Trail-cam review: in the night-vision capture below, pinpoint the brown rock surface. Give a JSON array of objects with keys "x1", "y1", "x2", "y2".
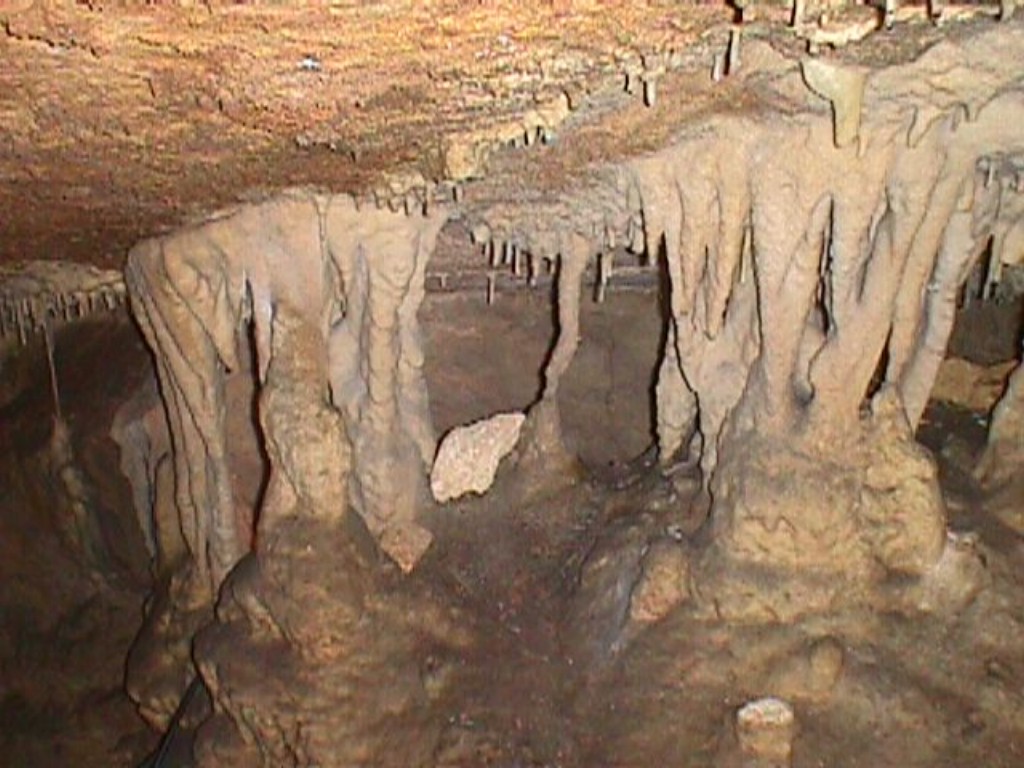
[
  {"x1": 3, "y1": 4, "x2": 1024, "y2": 767},
  {"x1": 0, "y1": 1, "x2": 726, "y2": 266}
]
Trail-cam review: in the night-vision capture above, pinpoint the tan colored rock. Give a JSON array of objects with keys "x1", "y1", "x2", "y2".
[
  {"x1": 978, "y1": 357, "x2": 1024, "y2": 489},
  {"x1": 808, "y1": 637, "x2": 845, "y2": 691},
  {"x1": 769, "y1": 636, "x2": 845, "y2": 702},
  {"x1": 736, "y1": 697, "x2": 796, "y2": 766},
  {"x1": 906, "y1": 530, "x2": 990, "y2": 614},
  {"x1": 379, "y1": 522, "x2": 435, "y2": 574},
  {"x1": 430, "y1": 412, "x2": 526, "y2": 503},
  {"x1": 800, "y1": 58, "x2": 868, "y2": 149},
  {"x1": 858, "y1": 392, "x2": 947, "y2": 576},
  {"x1": 628, "y1": 540, "x2": 691, "y2": 624}
]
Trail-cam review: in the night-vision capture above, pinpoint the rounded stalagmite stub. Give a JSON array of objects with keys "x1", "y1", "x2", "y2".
[
  {"x1": 735, "y1": 696, "x2": 796, "y2": 766},
  {"x1": 808, "y1": 636, "x2": 845, "y2": 692}
]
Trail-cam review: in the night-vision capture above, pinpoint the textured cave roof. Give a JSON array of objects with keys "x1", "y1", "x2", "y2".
[
  {"x1": 0, "y1": 1, "x2": 734, "y2": 267},
  {"x1": 0, "y1": 1, "x2": 1004, "y2": 269}
]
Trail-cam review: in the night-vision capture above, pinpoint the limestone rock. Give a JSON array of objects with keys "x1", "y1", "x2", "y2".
[
  {"x1": 735, "y1": 697, "x2": 796, "y2": 766},
  {"x1": 379, "y1": 521, "x2": 435, "y2": 574},
  {"x1": 430, "y1": 412, "x2": 526, "y2": 503},
  {"x1": 978, "y1": 357, "x2": 1024, "y2": 489},
  {"x1": 628, "y1": 539, "x2": 691, "y2": 624},
  {"x1": 905, "y1": 530, "x2": 990, "y2": 615},
  {"x1": 858, "y1": 392, "x2": 947, "y2": 576},
  {"x1": 800, "y1": 58, "x2": 867, "y2": 149},
  {"x1": 768, "y1": 636, "x2": 845, "y2": 702}
]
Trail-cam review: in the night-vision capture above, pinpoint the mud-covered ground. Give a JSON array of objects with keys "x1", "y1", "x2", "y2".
[{"x1": 0, "y1": 285, "x2": 1020, "y2": 767}]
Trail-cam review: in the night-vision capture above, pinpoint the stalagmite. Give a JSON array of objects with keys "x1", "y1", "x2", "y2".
[
  {"x1": 735, "y1": 698, "x2": 796, "y2": 766},
  {"x1": 514, "y1": 235, "x2": 590, "y2": 477}
]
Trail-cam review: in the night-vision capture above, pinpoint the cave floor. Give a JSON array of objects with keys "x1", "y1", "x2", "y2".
[{"x1": 1, "y1": 292, "x2": 1023, "y2": 767}]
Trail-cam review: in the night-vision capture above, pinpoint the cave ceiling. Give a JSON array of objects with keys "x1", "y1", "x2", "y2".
[
  {"x1": 0, "y1": 1, "x2": 726, "y2": 267},
  {"x1": 1, "y1": 1, "x2": 996, "y2": 271}
]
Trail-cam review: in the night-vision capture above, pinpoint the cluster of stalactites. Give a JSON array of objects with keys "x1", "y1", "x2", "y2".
[
  {"x1": 0, "y1": 263, "x2": 126, "y2": 344},
  {"x1": 125, "y1": 190, "x2": 448, "y2": 595},
  {"x1": 606, "y1": 29, "x2": 1024, "y2": 481},
  {"x1": 973, "y1": 153, "x2": 1024, "y2": 298}
]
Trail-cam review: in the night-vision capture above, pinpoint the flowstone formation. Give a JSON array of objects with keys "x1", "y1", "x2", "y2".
[
  {"x1": 123, "y1": 190, "x2": 448, "y2": 725},
  {"x1": 127, "y1": 190, "x2": 446, "y2": 589},
  {"x1": 191, "y1": 306, "x2": 471, "y2": 767},
  {"x1": 474, "y1": 25, "x2": 1024, "y2": 621}
]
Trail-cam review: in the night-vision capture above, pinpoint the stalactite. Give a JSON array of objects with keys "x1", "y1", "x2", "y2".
[
  {"x1": 727, "y1": 27, "x2": 741, "y2": 76},
  {"x1": 542, "y1": 237, "x2": 589, "y2": 401},
  {"x1": 800, "y1": 59, "x2": 867, "y2": 150},
  {"x1": 42, "y1": 318, "x2": 63, "y2": 425},
  {"x1": 126, "y1": 190, "x2": 448, "y2": 594},
  {"x1": 512, "y1": 234, "x2": 591, "y2": 480}
]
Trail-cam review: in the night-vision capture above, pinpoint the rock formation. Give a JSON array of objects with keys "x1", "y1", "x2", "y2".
[
  {"x1": 123, "y1": 191, "x2": 449, "y2": 725},
  {"x1": 191, "y1": 305, "x2": 471, "y2": 766},
  {"x1": 430, "y1": 411, "x2": 526, "y2": 502},
  {"x1": 126, "y1": 191, "x2": 447, "y2": 596},
  {"x1": 472, "y1": 27, "x2": 1024, "y2": 620},
  {"x1": 112, "y1": 17, "x2": 1024, "y2": 767}
]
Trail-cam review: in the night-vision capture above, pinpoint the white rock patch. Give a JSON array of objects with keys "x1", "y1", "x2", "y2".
[{"x1": 431, "y1": 412, "x2": 525, "y2": 503}]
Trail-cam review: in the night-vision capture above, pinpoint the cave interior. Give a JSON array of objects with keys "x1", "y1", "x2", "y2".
[{"x1": 1, "y1": 2, "x2": 1024, "y2": 766}]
